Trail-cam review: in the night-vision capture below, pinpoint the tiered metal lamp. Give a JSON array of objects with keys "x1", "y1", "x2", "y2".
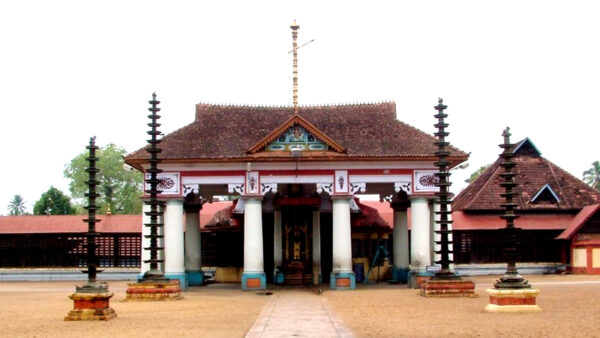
[
  {"x1": 65, "y1": 137, "x2": 116, "y2": 320},
  {"x1": 420, "y1": 98, "x2": 476, "y2": 297},
  {"x1": 485, "y1": 128, "x2": 541, "y2": 312},
  {"x1": 125, "y1": 93, "x2": 182, "y2": 300}
]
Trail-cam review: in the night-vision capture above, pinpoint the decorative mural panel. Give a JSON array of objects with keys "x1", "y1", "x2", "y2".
[
  {"x1": 145, "y1": 172, "x2": 180, "y2": 195},
  {"x1": 334, "y1": 170, "x2": 349, "y2": 194},
  {"x1": 267, "y1": 124, "x2": 328, "y2": 151},
  {"x1": 414, "y1": 170, "x2": 440, "y2": 192},
  {"x1": 246, "y1": 171, "x2": 260, "y2": 194}
]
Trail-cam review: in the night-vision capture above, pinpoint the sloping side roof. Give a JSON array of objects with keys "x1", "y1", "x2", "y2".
[
  {"x1": 352, "y1": 200, "x2": 391, "y2": 231},
  {"x1": 0, "y1": 215, "x2": 141, "y2": 234},
  {"x1": 452, "y1": 211, "x2": 573, "y2": 230},
  {"x1": 557, "y1": 204, "x2": 600, "y2": 239},
  {"x1": 125, "y1": 102, "x2": 468, "y2": 165},
  {"x1": 453, "y1": 150, "x2": 600, "y2": 212}
]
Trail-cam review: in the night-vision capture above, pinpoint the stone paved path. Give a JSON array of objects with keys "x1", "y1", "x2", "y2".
[{"x1": 246, "y1": 290, "x2": 354, "y2": 338}]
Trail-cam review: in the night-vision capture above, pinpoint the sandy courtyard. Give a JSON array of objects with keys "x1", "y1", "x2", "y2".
[
  {"x1": 0, "y1": 281, "x2": 269, "y2": 338},
  {"x1": 325, "y1": 275, "x2": 600, "y2": 337},
  {"x1": 0, "y1": 275, "x2": 599, "y2": 337}
]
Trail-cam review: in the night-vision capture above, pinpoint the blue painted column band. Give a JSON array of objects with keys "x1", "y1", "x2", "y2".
[
  {"x1": 186, "y1": 270, "x2": 204, "y2": 286},
  {"x1": 392, "y1": 267, "x2": 409, "y2": 284},
  {"x1": 165, "y1": 273, "x2": 188, "y2": 290}
]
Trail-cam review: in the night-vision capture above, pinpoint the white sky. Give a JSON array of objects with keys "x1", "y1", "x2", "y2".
[{"x1": 1, "y1": 1, "x2": 599, "y2": 214}]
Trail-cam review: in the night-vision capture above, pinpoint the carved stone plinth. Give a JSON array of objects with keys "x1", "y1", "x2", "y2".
[
  {"x1": 125, "y1": 280, "x2": 182, "y2": 301},
  {"x1": 64, "y1": 292, "x2": 116, "y2": 321},
  {"x1": 485, "y1": 288, "x2": 541, "y2": 313},
  {"x1": 420, "y1": 279, "x2": 478, "y2": 297}
]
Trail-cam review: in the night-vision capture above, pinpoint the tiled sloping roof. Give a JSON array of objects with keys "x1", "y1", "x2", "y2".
[
  {"x1": 352, "y1": 200, "x2": 391, "y2": 231},
  {"x1": 557, "y1": 204, "x2": 600, "y2": 239},
  {"x1": 452, "y1": 211, "x2": 573, "y2": 230},
  {"x1": 125, "y1": 102, "x2": 468, "y2": 164},
  {"x1": 199, "y1": 201, "x2": 234, "y2": 228},
  {"x1": 0, "y1": 215, "x2": 141, "y2": 234},
  {"x1": 453, "y1": 150, "x2": 600, "y2": 211}
]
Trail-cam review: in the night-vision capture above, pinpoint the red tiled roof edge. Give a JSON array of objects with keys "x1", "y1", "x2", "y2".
[
  {"x1": 0, "y1": 215, "x2": 141, "y2": 234},
  {"x1": 556, "y1": 204, "x2": 600, "y2": 239}
]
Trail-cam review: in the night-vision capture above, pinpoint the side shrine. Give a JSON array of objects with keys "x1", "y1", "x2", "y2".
[{"x1": 124, "y1": 102, "x2": 469, "y2": 290}]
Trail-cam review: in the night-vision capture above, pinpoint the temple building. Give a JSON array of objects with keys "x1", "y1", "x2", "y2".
[
  {"x1": 124, "y1": 102, "x2": 468, "y2": 290},
  {"x1": 557, "y1": 204, "x2": 600, "y2": 274},
  {"x1": 452, "y1": 137, "x2": 600, "y2": 272}
]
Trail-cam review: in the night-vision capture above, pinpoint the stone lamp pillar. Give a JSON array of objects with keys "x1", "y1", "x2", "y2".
[
  {"x1": 125, "y1": 93, "x2": 182, "y2": 301},
  {"x1": 485, "y1": 127, "x2": 540, "y2": 312},
  {"x1": 420, "y1": 98, "x2": 476, "y2": 297},
  {"x1": 65, "y1": 137, "x2": 116, "y2": 321}
]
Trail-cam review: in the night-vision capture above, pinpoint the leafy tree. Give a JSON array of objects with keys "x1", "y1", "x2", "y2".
[
  {"x1": 8, "y1": 194, "x2": 27, "y2": 215},
  {"x1": 464, "y1": 164, "x2": 491, "y2": 184},
  {"x1": 583, "y1": 161, "x2": 600, "y2": 191},
  {"x1": 64, "y1": 143, "x2": 143, "y2": 214},
  {"x1": 33, "y1": 187, "x2": 75, "y2": 215}
]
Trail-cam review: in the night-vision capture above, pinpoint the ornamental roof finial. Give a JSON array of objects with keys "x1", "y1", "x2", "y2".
[{"x1": 502, "y1": 126, "x2": 511, "y2": 142}]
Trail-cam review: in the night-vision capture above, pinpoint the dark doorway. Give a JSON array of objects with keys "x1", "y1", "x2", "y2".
[
  {"x1": 281, "y1": 206, "x2": 313, "y2": 285},
  {"x1": 263, "y1": 213, "x2": 274, "y2": 283},
  {"x1": 320, "y1": 213, "x2": 332, "y2": 286}
]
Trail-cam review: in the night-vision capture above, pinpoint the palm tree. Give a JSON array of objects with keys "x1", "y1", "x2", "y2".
[
  {"x1": 583, "y1": 161, "x2": 600, "y2": 191},
  {"x1": 8, "y1": 195, "x2": 26, "y2": 215}
]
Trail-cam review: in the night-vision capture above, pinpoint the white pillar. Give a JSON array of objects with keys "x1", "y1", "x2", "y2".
[
  {"x1": 312, "y1": 210, "x2": 321, "y2": 285},
  {"x1": 273, "y1": 210, "x2": 282, "y2": 277},
  {"x1": 410, "y1": 197, "x2": 431, "y2": 271},
  {"x1": 242, "y1": 196, "x2": 266, "y2": 290},
  {"x1": 392, "y1": 208, "x2": 409, "y2": 281},
  {"x1": 184, "y1": 207, "x2": 203, "y2": 285},
  {"x1": 331, "y1": 196, "x2": 355, "y2": 289},
  {"x1": 164, "y1": 199, "x2": 186, "y2": 287},
  {"x1": 140, "y1": 203, "x2": 151, "y2": 275}
]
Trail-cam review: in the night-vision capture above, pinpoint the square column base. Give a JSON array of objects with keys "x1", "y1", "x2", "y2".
[
  {"x1": 330, "y1": 271, "x2": 356, "y2": 290},
  {"x1": 420, "y1": 279, "x2": 478, "y2": 297},
  {"x1": 186, "y1": 270, "x2": 204, "y2": 286},
  {"x1": 313, "y1": 273, "x2": 322, "y2": 286},
  {"x1": 408, "y1": 270, "x2": 434, "y2": 289},
  {"x1": 485, "y1": 288, "x2": 541, "y2": 313},
  {"x1": 391, "y1": 267, "x2": 409, "y2": 284},
  {"x1": 274, "y1": 271, "x2": 285, "y2": 285},
  {"x1": 242, "y1": 272, "x2": 266, "y2": 291},
  {"x1": 125, "y1": 280, "x2": 182, "y2": 301},
  {"x1": 64, "y1": 292, "x2": 116, "y2": 321}
]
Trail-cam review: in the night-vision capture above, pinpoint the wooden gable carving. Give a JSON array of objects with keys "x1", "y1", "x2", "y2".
[{"x1": 247, "y1": 114, "x2": 346, "y2": 154}]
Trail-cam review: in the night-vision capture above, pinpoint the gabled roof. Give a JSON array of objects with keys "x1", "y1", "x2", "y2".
[
  {"x1": 557, "y1": 204, "x2": 600, "y2": 239},
  {"x1": 512, "y1": 137, "x2": 541, "y2": 156},
  {"x1": 0, "y1": 215, "x2": 141, "y2": 234},
  {"x1": 453, "y1": 139, "x2": 600, "y2": 211},
  {"x1": 247, "y1": 114, "x2": 346, "y2": 154},
  {"x1": 125, "y1": 102, "x2": 468, "y2": 168}
]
